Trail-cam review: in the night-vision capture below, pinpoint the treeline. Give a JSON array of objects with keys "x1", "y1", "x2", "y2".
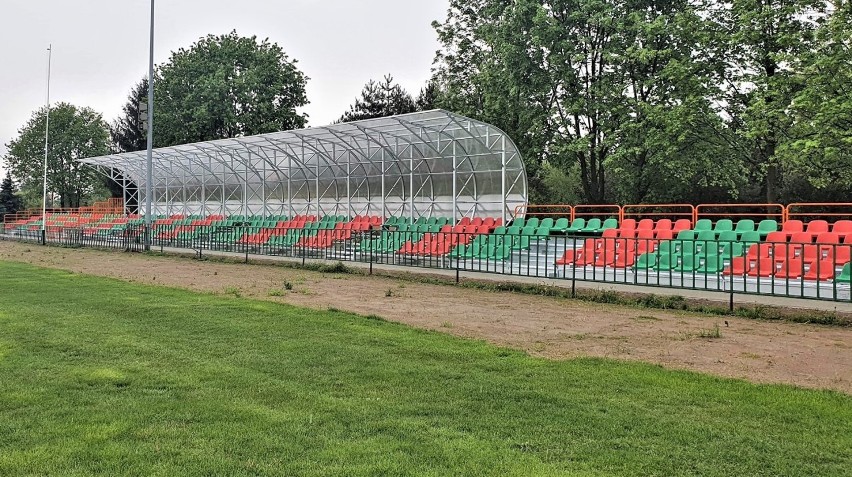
[
  {"x1": 3, "y1": 2, "x2": 851, "y2": 214},
  {"x1": 424, "y1": 0, "x2": 852, "y2": 205}
]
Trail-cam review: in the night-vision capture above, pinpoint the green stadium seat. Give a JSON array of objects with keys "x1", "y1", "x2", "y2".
[
  {"x1": 580, "y1": 218, "x2": 602, "y2": 233},
  {"x1": 713, "y1": 219, "x2": 733, "y2": 235},
  {"x1": 552, "y1": 217, "x2": 571, "y2": 233},
  {"x1": 695, "y1": 230, "x2": 716, "y2": 241},
  {"x1": 634, "y1": 252, "x2": 658, "y2": 269},
  {"x1": 697, "y1": 255, "x2": 726, "y2": 274},
  {"x1": 653, "y1": 253, "x2": 680, "y2": 271},
  {"x1": 717, "y1": 230, "x2": 738, "y2": 243},
  {"x1": 676, "y1": 230, "x2": 695, "y2": 241},
  {"x1": 757, "y1": 219, "x2": 778, "y2": 237},
  {"x1": 672, "y1": 254, "x2": 697, "y2": 272},
  {"x1": 526, "y1": 217, "x2": 540, "y2": 229},
  {"x1": 694, "y1": 219, "x2": 712, "y2": 232},
  {"x1": 835, "y1": 263, "x2": 852, "y2": 283},
  {"x1": 601, "y1": 218, "x2": 619, "y2": 230},
  {"x1": 734, "y1": 219, "x2": 755, "y2": 236},
  {"x1": 565, "y1": 218, "x2": 585, "y2": 233},
  {"x1": 739, "y1": 231, "x2": 761, "y2": 246}
]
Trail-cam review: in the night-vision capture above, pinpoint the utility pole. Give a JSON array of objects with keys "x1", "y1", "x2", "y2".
[
  {"x1": 144, "y1": 0, "x2": 155, "y2": 250},
  {"x1": 41, "y1": 44, "x2": 52, "y2": 246}
]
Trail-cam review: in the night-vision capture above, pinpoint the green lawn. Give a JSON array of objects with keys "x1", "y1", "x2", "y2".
[{"x1": 0, "y1": 261, "x2": 849, "y2": 476}]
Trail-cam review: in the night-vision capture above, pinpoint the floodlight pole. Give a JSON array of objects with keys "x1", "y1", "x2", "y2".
[
  {"x1": 41, "y1": 44, "x2": 52, "y2": 246},
  {"x1": 144, "y1": 0, "x2": 155, "y2": 251}
]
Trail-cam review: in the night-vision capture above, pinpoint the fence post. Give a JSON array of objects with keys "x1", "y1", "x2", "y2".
[
  {"x1": 369, "y1": 229, "x2": 373, "y2": 276},
  {"x1": 571, "y1": 236, "x2": 577, "y2": 298},
  {"x1": 456, "y1": 254, "x2": 460, "y2": 284}
]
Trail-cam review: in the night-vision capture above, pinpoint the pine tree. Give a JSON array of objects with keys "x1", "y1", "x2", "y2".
[
  {"x1": 339, "y1": 74, "x2": 417, "y2": 122},
  {"x1": 0, "y1": 173, "x2": 23, "y2": 217},
  {"x1": 111, "y1": 78, "x2": 148, "y2": 153}
]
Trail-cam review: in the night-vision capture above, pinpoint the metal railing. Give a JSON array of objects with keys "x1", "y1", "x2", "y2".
[{"x1": 4, "y1": 223, "x2": 851, "y2": 303}]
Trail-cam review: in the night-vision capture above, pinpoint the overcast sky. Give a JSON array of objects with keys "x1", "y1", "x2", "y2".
[{"x1": 0, "y1": 0, "x2": 449, "y2": 177}]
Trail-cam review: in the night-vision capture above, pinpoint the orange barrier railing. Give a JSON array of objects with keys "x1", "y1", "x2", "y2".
[
  {"x1": 572, "y1": 204, "x2": 623, "y2": 222},
  {"x1": 2, "y1": 198, "x2": 125, "y2": 223},
  {"x1": 622, "y1": 204, "x2": 694, "y2": 226},
  {"x1": 695, "y1": 203, "x2": 785, "y2": 223},
  {"x1": 786, "y1": 203, "x2": 852, "y2": 223},
  {"x1": 513, "y1": 204, "x2": 573, "y2": 220}
]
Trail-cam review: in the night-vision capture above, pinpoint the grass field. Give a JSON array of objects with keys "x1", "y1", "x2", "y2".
[{"x1": 0, "y1": 261, "x2": 850, "y2": 476}]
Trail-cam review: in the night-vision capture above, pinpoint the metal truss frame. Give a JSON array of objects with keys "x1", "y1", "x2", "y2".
[{"x1": 79, "y1": 110, "x2": 528, "y2": 221}]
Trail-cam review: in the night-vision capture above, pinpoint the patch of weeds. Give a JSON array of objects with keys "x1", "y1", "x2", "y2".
[
  {"x1": 267, "y1": 289, "x2": 284, "y2": 297},
  {"x1": 636, "y1": 294, "x2": 687, "y2": 310},
  {"x1": 532, "y1": 342, "x2": 546, "y2": 352},
  {"x1": 440, "y1": 321, "x2": 453, "y2": 329},
  {"x1": 363, "y1": 314, "x2": 387, "y2": 322},
  {"x1": 327, "y1": 307, "x2": 341, "y2": 313},
  {"x1": 579, "y1": 289, "x2": 620, "y2": 304},
  {"x1": 284, "y1": 281, "x2": 293, "y2": 291},
  {"x1": 633, "y1": 315, "x2": 661, "y2": 322},
  {"x1": 797, "y1": 312, "x2": 839, "y2": 326},
  {"x1": 315, "y1": 262, "x2": 350, "y2": 274},
  {"x1": 698, "y1": 323, "x2": 722, "y2": 339},
  {"x1": 385, "y1": 288, "x2": 394, "y2": 297},
  {"x1": 223, "y1": 286, "x2": 241, "y2": 298},
  {"x1": 736, "y1": 305, "x2": 772, "y2": 320}
]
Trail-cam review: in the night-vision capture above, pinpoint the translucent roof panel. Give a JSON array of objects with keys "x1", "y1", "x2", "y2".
[{"x1": 80, "y1": 109, "x2": 527, "y2": 220}]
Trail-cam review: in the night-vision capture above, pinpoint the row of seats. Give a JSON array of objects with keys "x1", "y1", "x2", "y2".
[{"x1": 555, "y1": 232, "x2": 852, "y2": 282}]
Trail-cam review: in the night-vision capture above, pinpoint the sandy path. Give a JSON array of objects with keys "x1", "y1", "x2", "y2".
[{"x1": 1, "y1": 240, "x2": 850, "y2": 394}]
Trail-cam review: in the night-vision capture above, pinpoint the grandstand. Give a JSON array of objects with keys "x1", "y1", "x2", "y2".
[{"x1": 2, "y1": 111, "x2": 852, "y2": 302}]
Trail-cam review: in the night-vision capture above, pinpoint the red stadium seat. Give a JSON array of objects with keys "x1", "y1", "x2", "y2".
[
  {"x1": 805, "y1": 220, "x2": 829, "y2": 238},
  {"x1": 637, "y1": 219, "x2": 654, "y2": 230},
  {"x1": 774, "y1": 257, "x2": 804, "y2": 279},
  {"x1": 814, "y1": 232, "x2": 840, "y2": 245},
  {"x1": 781, "y1": 220, "x2": 804, "y2": 237},
  {"x1": 831, "y1": 220, "x2": 852, "y2": 238},
  {"x1": 653, "y1": 219, "x2": 672, "y2": 232},
  {"x1": 672, "y1": 219, "x2": 691, "y2": 234},
  {"x1": 804, "y1": 258, "x2": 836, "y2": 281},
  {"x1": 765, "y1": 231, "x2": 787, "y2": 243}
]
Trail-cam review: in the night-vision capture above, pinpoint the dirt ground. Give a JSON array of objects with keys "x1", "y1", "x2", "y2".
[{"x1": 2, "y1": 240, "x2": 850, "y2": 394}]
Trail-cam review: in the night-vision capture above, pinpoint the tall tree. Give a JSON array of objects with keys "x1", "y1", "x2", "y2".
[
  {"x1": 415, "y1": 80, "x2": 440, "y2": 111},
  {"x1": 155, "y1": 31, "x2": 309, "y2": 147},
  {"x1": 432, "y1": 0, "x2": 552, "y2": 202},
  {"x1": 433, "y1": 0, "x2": 733, "y2": 204},
  {"x1": 4, "y1": 103, "x2": 111, "y2": 208},
  {"x1": 108, "y1": 78, "x2": 148, "y2": 208},
  {"x1": 111, "y1": 78, "x2": 148, "y2": 153},
  {"x1": 718, "y1": 0, "x2": 825, "y2": 202},
  {"x1": 339, "y1": 75, "x2": 417, "y2": 123},
  {"x1": 0, "y1": 173, "x2": 23, "y2": 216},
  {"x1": 606, "y1": 0, "x2": 746, "y2": 203},
  {"x1": 781, "y1": 0, "x2": 852, "y2": 189}
]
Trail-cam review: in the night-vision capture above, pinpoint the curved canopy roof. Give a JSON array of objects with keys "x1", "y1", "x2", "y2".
[{"x1": 80, "y1": 109, "x2": 527, "y2": 220}]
